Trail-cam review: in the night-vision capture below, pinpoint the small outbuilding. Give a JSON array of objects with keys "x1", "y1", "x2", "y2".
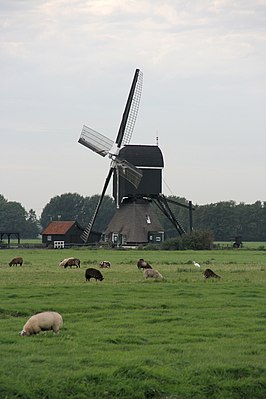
[{"x1": 42, "y1": 221, "x2": 101, "y2": 248}]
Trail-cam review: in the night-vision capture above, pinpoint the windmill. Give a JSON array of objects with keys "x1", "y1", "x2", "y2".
[
  {"x1": 78, "y1": 69, "x2": 144, "y2": 242},
  {"x1": 78, "y1": 69, "x2": 194, "y2": 245}
]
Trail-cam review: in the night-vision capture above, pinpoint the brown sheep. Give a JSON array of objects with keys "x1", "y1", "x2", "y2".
[
  {"x1": 144, "y1": 269, "x2": 163, "y2": 279},
  {"x1": 9, "y1": 257, "x2": 23, "y2": 267},
  {"x1": 203, "y1": 268, "x2": 221, "y2": 279},
  {"x1": 137, "y1": 258, "x2": 153, "y2": 270},
  {"x1": 19, "y1": 311, "x2": 63, "y2": 336},
  {"x1": 59, "y1": 258, "x2": 80, "y2": 268},
  {"x1": 64, "y1": 258, "x2": 80, "y2": 268}
]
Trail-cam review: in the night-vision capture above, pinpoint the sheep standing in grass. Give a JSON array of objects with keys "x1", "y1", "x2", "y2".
[
  {"x1": 144, "y1": 269, "x2": 163, "y2": 279},
  {"x1": 59, "y1": 257, "x2": 80, "y2": 268},
  {"x1": 137, "y1": 258, "x2": 153, "y2": 270},
  {"x1": 203, "y1": 268, "x2": 221, "y2": 279},
  {"x1": 85, "y1": 268, "x2": 104, "y2": 282},
  {"x1": 99, "y1": 261, "x2": 111, "y2": 268},
  {"x1": 9, "y1": 257, "x2": 23, "y2": 267},
  {"x1": 19, "y1": 311, "x2": 63, "y2": 336}
]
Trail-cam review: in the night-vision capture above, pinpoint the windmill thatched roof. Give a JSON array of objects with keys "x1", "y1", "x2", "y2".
[{"x1": 104, "y1": 199, "x2": 164, "y2": 244}]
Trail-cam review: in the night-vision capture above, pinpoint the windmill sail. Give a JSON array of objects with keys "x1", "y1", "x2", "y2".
[
  {"x1": 78, "y1": 126, "x2": 114, "y2": 157},
  {"x1": 79, "y1": 68, "x2": 143, "y2": 243},
  {"x1": 116, "y1": 69, "x2": 143, "y2": 148},
  {"x1": 116, "y1": 158, "x2": 143, "y2": 189}
]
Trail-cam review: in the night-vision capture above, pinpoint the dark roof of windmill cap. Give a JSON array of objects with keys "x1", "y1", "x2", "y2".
[{"x1": 119, "y1": 145, "x2": 164, "y2": 167}]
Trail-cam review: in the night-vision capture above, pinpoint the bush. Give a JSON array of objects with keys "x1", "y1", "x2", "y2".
[{"x1": 161, "y1": 229, "x2": 214, "y2": 250}]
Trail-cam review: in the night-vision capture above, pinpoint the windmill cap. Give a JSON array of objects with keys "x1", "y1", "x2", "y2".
[{"x1": 118, "y1": 145, "x2": 164, "y2": 168}]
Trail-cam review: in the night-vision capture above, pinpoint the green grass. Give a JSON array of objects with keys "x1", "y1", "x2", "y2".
[{"x1": 0, "y1": 249, "x2": 266, "y2": 398}]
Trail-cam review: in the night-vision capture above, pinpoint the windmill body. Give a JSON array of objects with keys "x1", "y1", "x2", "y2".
[{"x1": 105, "y1": 144, "x2": 165, "y2": 246}]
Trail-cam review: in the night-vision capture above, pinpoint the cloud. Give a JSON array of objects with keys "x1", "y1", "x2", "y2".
[{"x1": 0, "y1": 0, "x2": 265, "y2": 212}]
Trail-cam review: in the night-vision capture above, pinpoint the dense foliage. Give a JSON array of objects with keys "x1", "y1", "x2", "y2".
[
  {"x1": 1, "y1": 192, "x2": 266, "y2": 241},
  {"x1": 0, "y1": 195, "x2": 39, "y2": 239},
  {"x1": 160, "y1": 229, "x2": 214, "y2": 250},
  {"x1": 193, "y1": 200, "x2": 266, "y2": 241}
]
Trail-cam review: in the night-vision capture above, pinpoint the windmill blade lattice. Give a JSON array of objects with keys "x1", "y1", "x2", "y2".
[
  {"x1": 78, "y1": 125, "x2": 114, "y2": 157},
  {"x1": 116, "y1": 69, "x2": 143, "y2": 148}
]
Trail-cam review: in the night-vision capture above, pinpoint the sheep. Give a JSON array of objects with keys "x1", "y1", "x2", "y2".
[
  {"x1": 137, "y1": 258, "x2": 153, "y2": 270},
  {"x1": 99, "y1": 261, "x2": 111, "y2": 268},
  {"x1": 144, "y1": 269, "x2": 163, "y2": 279},
  {"x1": 19, "y1": 311, "x2": 63, "y2": 336},
  {"x1": 59, "y1": 258, "x2": 70, "y2": 267},
  {"x1": 203, "y1": 268, "x2": 221, "y2": 279},
  {"x1": 85, "y1": 268, "x2": 104, "y2": 282},
  {"x1": 59, "y1": 257, "x2": 80, "y2": 268},
  {"x1": 64, "y1": 258, "x2": 80, "y2": 268},
  {"x1": 9, "y1": 257, "x2": 23, "y2": 267}
]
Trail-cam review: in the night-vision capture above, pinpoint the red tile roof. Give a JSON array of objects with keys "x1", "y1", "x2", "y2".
[{"x1": 42, "y1": 221, "x2": 76, "y2": 235}]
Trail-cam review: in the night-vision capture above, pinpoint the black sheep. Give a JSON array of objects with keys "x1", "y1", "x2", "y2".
[
  {"x1": 85, "y1": 268, "x2": 104, "y2": 282},
  {"x1": 203, "y1": 268, "x2": 221, "y2": 279}
]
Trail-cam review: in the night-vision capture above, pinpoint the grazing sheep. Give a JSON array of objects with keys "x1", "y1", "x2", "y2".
[
  {"x1": 203, "y1": 268, "x2": 221, "y2": 279},
  {"x1": 144, "y1": 269, "x2": 163, "y2": 279},
  {"x1": 19, "y1": 311, "x2": 63, "y2": 336},
  {"x1": 59, "y1": 257, "x2": 80, "y2": 268},
  {"x1": 59, "y1": 258, "x2": 70, "y2": 267},
  {"x1": 99, "y1": 261, "x2": 111, "y2": 268},
  {"x1": 137, "y1": 258, "x2": 153, "y2": 270},
  {"x1": 85, "y1": 268, "x2": 104, "y2": 282},
  {"x1": 64, "y1": 258, "x2": 80, "y2": 268},
  {"x1": 9, "y1": 257, "x2": 23, "y2": 267}
]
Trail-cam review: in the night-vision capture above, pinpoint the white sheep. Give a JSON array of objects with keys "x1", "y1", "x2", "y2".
[
  {"x1": 144, "y1": 269, "x2": 163, "y2": 279},
  {"x1": 99, "y1": 261, "x2": 111, "y2": 268},
  {"x1": 19, "y1": 311, "x2": 63, "y2": 336}
]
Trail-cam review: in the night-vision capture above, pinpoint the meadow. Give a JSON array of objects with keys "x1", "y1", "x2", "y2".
[{"x1": 0, "y1": 248, "x2": 265, "y2": 399}]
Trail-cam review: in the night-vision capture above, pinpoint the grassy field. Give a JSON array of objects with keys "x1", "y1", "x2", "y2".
[{"x1": 0, "y1": 248, "x2": 266, "y2": 399}]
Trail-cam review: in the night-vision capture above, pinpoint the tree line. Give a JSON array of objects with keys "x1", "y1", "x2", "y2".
[{"x1": 0, "y1": 193, "x2": 265, "y2": 241}]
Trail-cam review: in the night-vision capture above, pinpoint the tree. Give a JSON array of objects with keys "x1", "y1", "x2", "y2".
[
  {"x1": 0, "y1": 195, "x2": 39, "y2": 238},
  {"x1": 40, "y1": 193, "x2": 85, "y2": 228},
  {"x1": 25, "y1": 209, "x2": 40, "y2": 238}
]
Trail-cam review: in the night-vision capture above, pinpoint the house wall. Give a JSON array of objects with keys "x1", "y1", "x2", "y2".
[{"x1": 42, "y1": 225, "x2": 101, "y2": 246}]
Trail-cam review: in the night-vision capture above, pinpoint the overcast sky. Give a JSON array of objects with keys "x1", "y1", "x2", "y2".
[{"x1": 1, "y1": 0, "x2": 265, "y2": 216}]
